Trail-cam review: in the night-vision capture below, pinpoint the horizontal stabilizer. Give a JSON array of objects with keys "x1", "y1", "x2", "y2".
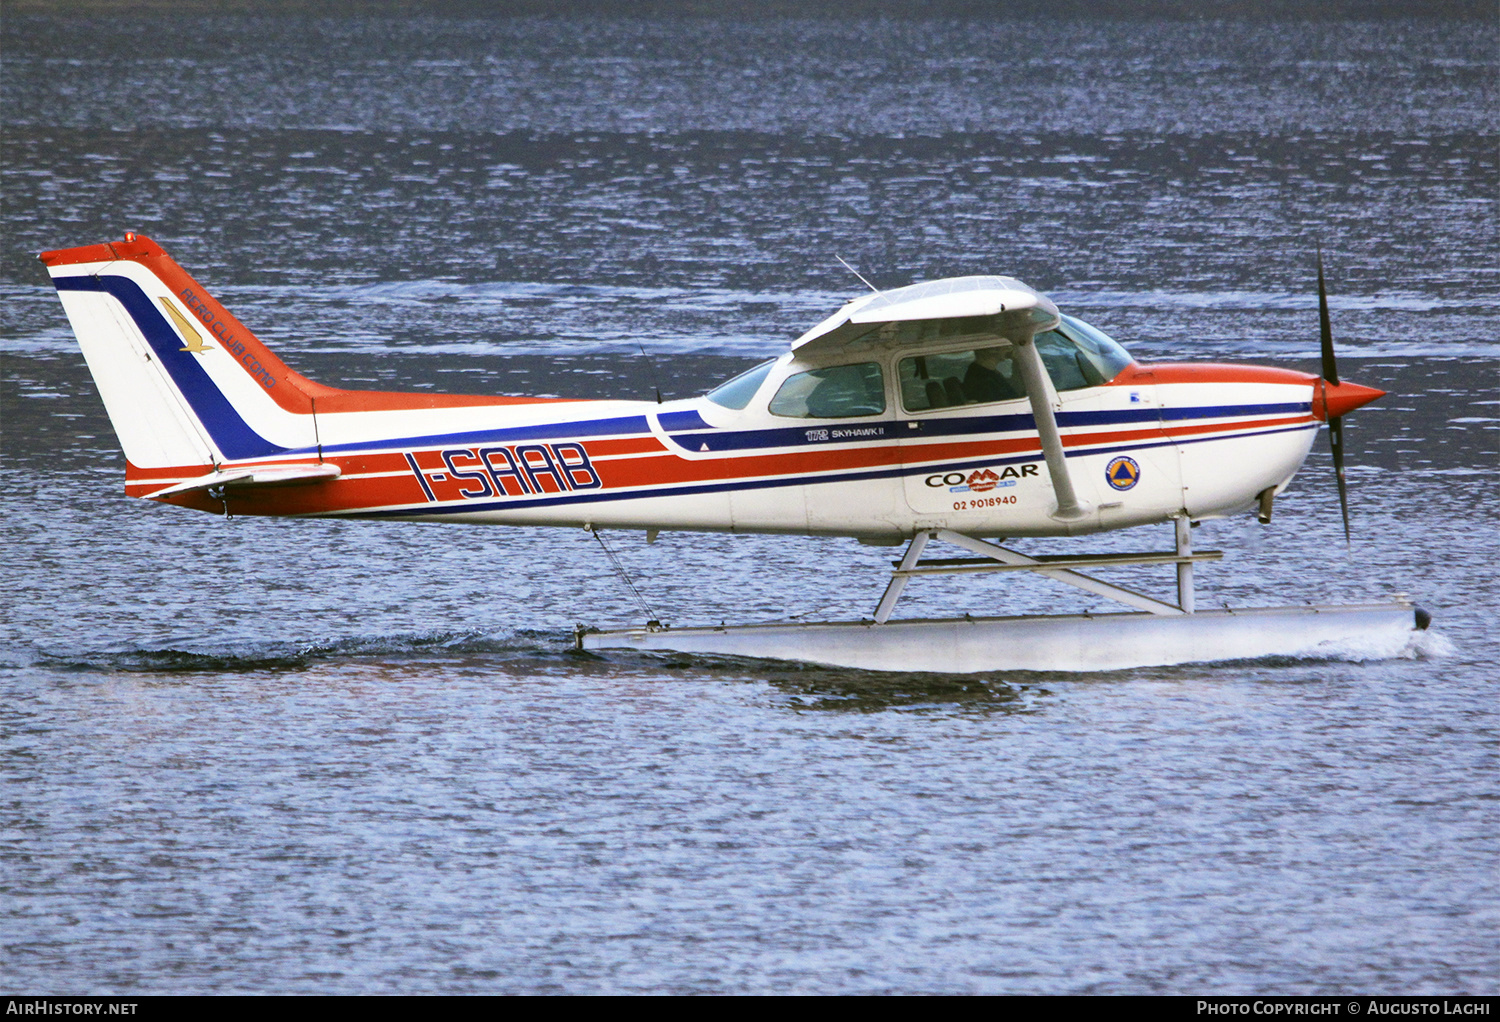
[{"x1": 147, "y1": 462, "x2": 341, "y2": 499}]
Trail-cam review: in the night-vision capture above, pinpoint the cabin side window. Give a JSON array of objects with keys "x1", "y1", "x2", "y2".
[
  {"x1": 767, "y1": 362, "x2": 886, "y2": 419},
  {"x1": 898, "y1": 318, "x2": 1134, "y2": 412},
  {"x1": 899, "y1": 346, "x2": 1026, "y2": 411}
]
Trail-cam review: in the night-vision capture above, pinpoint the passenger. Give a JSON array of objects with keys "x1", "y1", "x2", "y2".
[{"x1": 963, "y1": 346, "x2": 1020, "y2": 402}]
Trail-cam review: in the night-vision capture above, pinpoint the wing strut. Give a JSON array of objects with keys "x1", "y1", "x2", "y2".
[{"x1": 1010, "y1": 331, "x2": 1092, "y2": 522}]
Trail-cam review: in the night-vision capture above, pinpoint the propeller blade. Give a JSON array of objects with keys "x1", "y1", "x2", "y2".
[
  {"x1": 1317, "y1": 243, "x2": 1339, "y2": 386},
  {"x1": 1330, "y1": 414, "x2": 1351, "y2": 542},
  {"x1": 1317, "y1": 244, "x2": 1351, "y2": 542}
]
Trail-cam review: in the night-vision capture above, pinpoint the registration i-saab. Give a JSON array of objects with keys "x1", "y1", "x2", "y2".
[{"x1": 39, "y1": 233, "x2": 1427, "y2": 672}]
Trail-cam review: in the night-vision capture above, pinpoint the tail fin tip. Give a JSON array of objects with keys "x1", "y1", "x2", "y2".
[{"x1": 40, "y1": 232, "x2": 167, "y2": 268}]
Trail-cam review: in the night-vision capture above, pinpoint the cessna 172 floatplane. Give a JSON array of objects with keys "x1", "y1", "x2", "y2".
[{"x1": 41, "y1": 234, "x2": 1426, "y2": 672}]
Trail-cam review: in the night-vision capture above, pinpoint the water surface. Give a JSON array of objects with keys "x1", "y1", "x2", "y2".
[{"x1": 1, "y1": 12, "x2": 1495, "y2": 994}]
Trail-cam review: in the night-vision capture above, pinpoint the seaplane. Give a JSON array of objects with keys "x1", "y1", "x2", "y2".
[{"x1": 40, "y1": 233, "x2": 1427, "y2": 672}]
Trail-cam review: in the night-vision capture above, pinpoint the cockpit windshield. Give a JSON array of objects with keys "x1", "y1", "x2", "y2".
[
  {"x1": 704, "y1": 359, "x2": 775, "y2": 409},
  {"x1": 1057, "y1": 314, "x2": 1133, "y2": 381}
]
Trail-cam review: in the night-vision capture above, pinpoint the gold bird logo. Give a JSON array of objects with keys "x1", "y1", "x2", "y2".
[{"x1": 158, "y1": 298, "x2": 213, "y2": 353}]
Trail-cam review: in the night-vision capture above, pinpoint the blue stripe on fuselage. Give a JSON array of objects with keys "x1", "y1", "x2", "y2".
[
  {"x1": 660, "y1": 402, "x2": 1311, "y2": 453},
  {"x1": 346, "y1": 421, "x2": 1319, "y2": 521},
  {"x1": 657, "y1": 409, "x2": 712, "y2": 431},
  {"x1": 319, "y1": 414, "x2": 654, "y2": 456}
]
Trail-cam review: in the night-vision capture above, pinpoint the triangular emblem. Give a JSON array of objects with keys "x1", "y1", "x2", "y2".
[{"x1": 1105, "y1": 456, "x2": 1141, "y2": 490}]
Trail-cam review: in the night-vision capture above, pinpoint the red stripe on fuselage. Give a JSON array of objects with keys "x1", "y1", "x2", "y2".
[
  {"x1": 158, "y1": 472, "x2": 427, "y2": 516},
  {"x1": 1127, "y1": 363, "x2": 1320, "y2": 387},
  {"x1": 125, "y1": 459, "x2": 215, "y2": 481},
  {"x1": 1067, "y1": 413, "x2": 1316, "y2": 452}
]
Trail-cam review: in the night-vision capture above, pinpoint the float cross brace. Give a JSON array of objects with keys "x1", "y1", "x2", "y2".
[{"x1": 872, "y1": 524, "x2": 1214, "y2": 624}]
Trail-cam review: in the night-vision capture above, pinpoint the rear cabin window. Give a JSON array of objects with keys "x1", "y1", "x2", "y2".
[{"x1": 768, "y1": 362, "x2": 886, "y2": 419}]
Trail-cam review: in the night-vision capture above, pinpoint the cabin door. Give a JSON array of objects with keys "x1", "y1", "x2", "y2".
[
  {"x1": 1083, "y1": 368, "x2": 1187, "y2": 528},
  {"x1": 892, "y1": 345, "x2": 1049, "y2": 518}
]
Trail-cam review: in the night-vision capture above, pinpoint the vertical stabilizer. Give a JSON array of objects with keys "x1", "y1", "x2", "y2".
[{"x1": 40, "y1": 234, "x2": 326, "y2": 475}]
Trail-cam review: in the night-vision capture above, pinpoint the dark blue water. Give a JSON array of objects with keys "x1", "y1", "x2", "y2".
[{"x1": 2, "y1": 12, "x2": 1495, "y2": 994}]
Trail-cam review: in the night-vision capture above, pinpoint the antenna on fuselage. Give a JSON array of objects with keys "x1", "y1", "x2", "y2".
[
  {"x1": 636, "y1": 342, "x2": 663, "y2": 404},
  {"x1": 835, "y1": 255, "x2": 880, "y2": 294}
]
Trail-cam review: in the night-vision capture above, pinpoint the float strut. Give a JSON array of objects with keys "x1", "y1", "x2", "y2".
[
  {"x1": 1175, "y1": 516, "x2": 1195, "y2": 614},
  {"x1": 874, "y1": 531, "x2": 931, "y2": 624},
  {"x1": 875, "y1": 528, "x2": 1190, "y2": 623}
]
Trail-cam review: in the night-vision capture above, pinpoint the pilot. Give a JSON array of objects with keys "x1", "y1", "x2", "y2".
[{"x1": 963, "y1": 346, "x2": 1020, "y2": 402}]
